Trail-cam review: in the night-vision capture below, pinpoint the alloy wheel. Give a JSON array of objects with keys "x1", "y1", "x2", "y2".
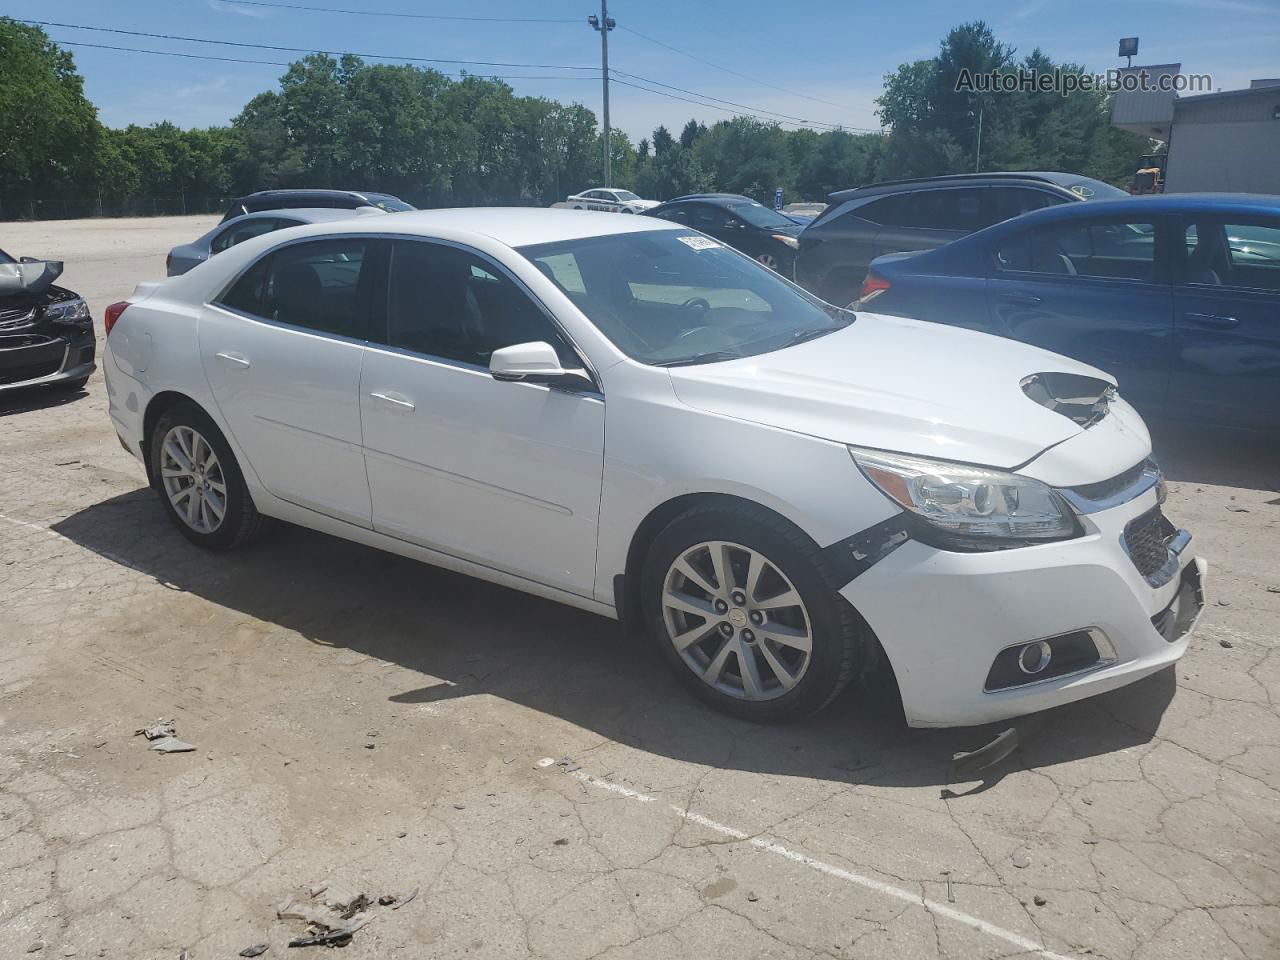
[
  {"x1": 662, "y1": 540, "x2": 813, "y2": 701},
  {"x1": 159, "y1": 424, "x2": 227, "y2": 534},
  {"x1": 757, "y1": 252, "x2": 780, "y2": 271}
]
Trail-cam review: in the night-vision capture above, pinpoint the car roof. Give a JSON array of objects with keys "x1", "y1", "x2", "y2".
[
  {"x1": 988, "y1": 192, "x2": 1280, "y2": 226},
  {"x1": 663, "y1": 193, "x2": 753, "y2": 205},
  {"x1": 224, "y1": 207, "x2": 386, "y2": 225},
  {"x1": 278, "y1": 206, "x2": 683, "y2": 247},
  {"x1": 240, "y1": 188, "x2": 390, "y2": 201},
  {"x1": 827, "y1": 172, "x2": 1086, "y2": 202}
]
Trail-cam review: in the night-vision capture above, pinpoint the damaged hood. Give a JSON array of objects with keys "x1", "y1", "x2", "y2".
[
  {"x1": 668, "y1": 311, "x2": 1134, "y2": 471},
  {"x1": 0, "y1": 259, "x2": 64, "y2": 295}
]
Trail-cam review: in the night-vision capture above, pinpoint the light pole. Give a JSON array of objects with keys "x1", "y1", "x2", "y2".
[{"x1": 588, "y1": 3, "x2": 615, "y2": 186}]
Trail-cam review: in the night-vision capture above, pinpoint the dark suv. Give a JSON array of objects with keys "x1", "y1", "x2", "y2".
[
  {"x1": 219, "y1": 189, "x2": 414, "y2": 224},
  {"x1": 795, "y1": 172, "x2": 1129, "y2": 306},
  {"x1": 645, "y1": 194, "x2": 804, "y2": 275}
]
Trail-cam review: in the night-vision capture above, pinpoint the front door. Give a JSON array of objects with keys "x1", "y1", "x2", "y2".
[
  {"x1": 201, "y1": 236, "x2": 380, "y2": 527},
  {"x1": 359, "y1": 239, "x2": 605, "y2": 597},
  {"x1": 1172, "y1": 215, "x2": 1280, "y2": 429}
]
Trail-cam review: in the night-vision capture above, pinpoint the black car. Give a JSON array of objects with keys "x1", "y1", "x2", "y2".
[
  {"x1": 795, "y1": 172, "x2": 1130, "y2": 306},
  {"x1": 645, "y1": 194, "x2": 804, "y2": 275},
  {"x1": 0, "y1": 248, "x2": 95, "y2": 394},
  {"x1": 219, "y1": 189, "x2": 415, "y2": 224}
]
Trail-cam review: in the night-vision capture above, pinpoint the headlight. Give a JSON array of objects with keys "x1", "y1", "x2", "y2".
[
  {"x1": 850, "y1": 447, "x2": 1079, "y2": 548},
  {"x1": 44, "y1": 297, "x2": 91, "y2": 324},
  {"x1": 771, "y1": 234, "x2": 800, "y2": 249}
]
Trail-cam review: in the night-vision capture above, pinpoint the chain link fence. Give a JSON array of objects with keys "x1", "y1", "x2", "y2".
[{"x1": 0, "y1": 196, "x2": 234, "y2": 222}]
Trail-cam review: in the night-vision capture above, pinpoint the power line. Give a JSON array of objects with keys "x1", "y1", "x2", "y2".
[
  {"x1": 19, "y1": 19, "x2": 599, "y2": 71},
  {"x1": 613, "y1": 69, "x2": 843, "y2": 129},
  {"x1": 54, "y1": 39, "x2": 598, "y2": 80},
  {"x1": 609, "y1": 76, "x2": 841, "y2": 131},
  {"x1": 211, "y1": 0, "x2": 579, "y2": 23},
  {"x1": 618, "y1": 24, "x2": 867, "y2": 114}
]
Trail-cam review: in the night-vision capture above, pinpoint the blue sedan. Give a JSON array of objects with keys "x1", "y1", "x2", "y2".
[{"x1": 856, "y1": 194, "x2": 1280, "y2": 431}]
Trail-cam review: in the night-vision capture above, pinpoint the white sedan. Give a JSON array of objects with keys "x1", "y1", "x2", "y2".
[
  {"x1": 101, "y1": 209, "x2": 1205, "y2": 726},
  {"x1": 565, "y1": 188, "x2": 658, "y2": 214}
]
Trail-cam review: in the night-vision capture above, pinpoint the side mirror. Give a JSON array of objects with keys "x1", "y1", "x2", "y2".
[{"x1": 489, "y1": 341, "x2": 567, "y2": 382}]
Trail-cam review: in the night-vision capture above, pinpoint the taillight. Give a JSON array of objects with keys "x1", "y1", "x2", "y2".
[
  {"x1": 104, "y1": 301, "x2": 129, "y2": 336},
  {"x1": 858, "y1": 271, "x2": 891, "y2": 304}
]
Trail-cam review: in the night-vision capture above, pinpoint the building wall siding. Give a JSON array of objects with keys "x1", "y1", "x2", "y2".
[{"x1": 1165, "y1": 119, "x2": 1280, "y2": 193}]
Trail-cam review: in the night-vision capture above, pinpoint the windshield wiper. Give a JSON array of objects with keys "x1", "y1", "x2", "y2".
[
  {"x1": 654, "y1": 350, "x2": 744, "y2": 367},
  {"x1": 785, "y1": 324, "x2": 845, "y2": 346}
]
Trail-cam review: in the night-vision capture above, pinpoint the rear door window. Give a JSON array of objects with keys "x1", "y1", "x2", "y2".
[
  {"x1": 211, "y1": 218, "x2": 284, "y2": 255},
  {"x1": 988, "y1": 187, "x2": 1065, "y2": 225},
  {"x1": 217, "y1": 237, "x2": 375, "y2": 338},
  {"x1": 996, "y1": 220, "x2": 1160, "y2": 281},
  {"x1": 900, "y1": 188, "x2": 986, "y2": 231}
]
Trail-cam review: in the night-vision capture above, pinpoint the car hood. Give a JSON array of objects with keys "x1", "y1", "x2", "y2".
[{"x1": 668, "y1": 312, "x2": 1133, "y2": 471}]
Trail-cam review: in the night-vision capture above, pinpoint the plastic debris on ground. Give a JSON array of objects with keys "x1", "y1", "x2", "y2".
[
  {"x1": 239, "y1": 945, "x2": 270, "y2": 957},
  {"x1": 276, "y1": 878, "x2": 399, "y2": 948},
  {"x1": 134, "y1": 719, "x2": 176, "y2": 741}
]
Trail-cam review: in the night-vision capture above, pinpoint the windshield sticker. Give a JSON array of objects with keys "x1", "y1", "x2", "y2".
[{"x1": 677, "y1": 235, "x2": 721, "y2": 251}]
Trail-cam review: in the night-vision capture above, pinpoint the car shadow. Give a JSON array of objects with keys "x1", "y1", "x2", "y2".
[
  {"x1": 51, "y1": 489, "x2": 1178, "y2": 793},
  {"x1": 0, "y1": 383, "x2": 89, "y2": 417},
  {"x1": 1151, "y1": 421, "x2": 1280, "y2": 493}
]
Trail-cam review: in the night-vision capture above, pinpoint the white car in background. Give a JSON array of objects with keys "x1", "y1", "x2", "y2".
[
  {"x1": 566, "y1": 188, "x2": 659, "y2": 213},
  {"x1": 101, "y1": 209, "x2": 1204, "y2": 728}
]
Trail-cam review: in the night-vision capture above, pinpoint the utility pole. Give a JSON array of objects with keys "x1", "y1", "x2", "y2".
[
  {"x1": 588, "y1": 3, "x2": 615, "y2": 186},
  {"x1": 974, "y1": 103, "x2": 984, "y2": 173}
]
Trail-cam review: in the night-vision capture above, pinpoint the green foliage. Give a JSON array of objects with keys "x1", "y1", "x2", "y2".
[
  {"x1": 0, "y1": 18, "x2": 100, "y2": 212},
  {"x1": 876, "y1": 20, "x2": 1150, "y2": 183},
  {"x1": 2, "y1": 16, "x2": 1155, "y2": 218}
]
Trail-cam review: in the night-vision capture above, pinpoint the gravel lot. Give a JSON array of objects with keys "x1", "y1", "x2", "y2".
[{"x1": 2, "y1": 215, "x2": 1278, "y2": 959}]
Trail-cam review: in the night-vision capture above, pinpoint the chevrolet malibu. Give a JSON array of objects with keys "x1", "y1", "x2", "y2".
[{"x1": 101, "y1": 210, "x2": 1206, "y2": 727}]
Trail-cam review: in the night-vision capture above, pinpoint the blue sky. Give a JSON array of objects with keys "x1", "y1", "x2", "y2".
[{"x1": 9, "y1": 0, "x2": 1279, "y2": 143}]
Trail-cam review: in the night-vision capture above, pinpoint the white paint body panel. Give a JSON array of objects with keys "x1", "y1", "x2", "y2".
[{"x1": 102, "y1": 208, "x2": 1201, "y2": 727}]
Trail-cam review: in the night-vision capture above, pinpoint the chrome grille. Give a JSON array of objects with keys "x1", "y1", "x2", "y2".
[
  {"x1": 1124, "y1": 507, "x2": 1175, "y2": 579},
  {"x1": 0, "y1": 306, "x2": 37, "y2": 330}
]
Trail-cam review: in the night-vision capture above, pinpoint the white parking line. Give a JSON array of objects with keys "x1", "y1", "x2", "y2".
[{"x1": 571, "y1": 770, "x2": 1076, "y2": 960}]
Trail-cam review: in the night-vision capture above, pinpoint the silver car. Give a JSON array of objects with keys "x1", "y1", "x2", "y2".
[{"x1": 165, "y1": 207, "x2": 386, "y2": 277}]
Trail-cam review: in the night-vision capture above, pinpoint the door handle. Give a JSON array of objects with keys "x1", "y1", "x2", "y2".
[
  {"x1": 369, "y1": 391, "x2": 415, "y2": 411},
  {"x1": 215, "y1": 351, "x2": 251, "y2": 368},
  {"x1": 1185, "y1": 312, "x2": 1239, "y2": 329},
  {"x1": 998, "y1": 292, "x2": 1042, "y2": 305}
]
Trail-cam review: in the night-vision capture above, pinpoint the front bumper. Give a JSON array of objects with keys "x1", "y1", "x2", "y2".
[
  {"x1": 840, "y1": 485, "x2": 1205, "y2": 728},
  {"x1": 0, "y1": 329, "x2": 96, "y2": 392}
]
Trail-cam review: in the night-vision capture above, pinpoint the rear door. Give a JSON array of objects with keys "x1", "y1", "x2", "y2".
[
  {"x1": 986, "y1": 215, "x2": 1174, "y2": 411},
  {"x1": 1172, "y1": 215, "x2": 1280, "y2": 429},
  {"x1": 874, "y1": 186, "x2": 986, "y2": 259},
  {"x1": 201, "y1": 236, "x2": 381, "y2": 526}
]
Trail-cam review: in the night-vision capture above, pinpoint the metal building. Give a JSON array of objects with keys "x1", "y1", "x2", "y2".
[{"x1": 1112, "y1": 73, "x2": 1280, "y2": 195}]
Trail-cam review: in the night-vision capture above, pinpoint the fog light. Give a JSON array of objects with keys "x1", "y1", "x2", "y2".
[{"x1": 1017, "y1": 640, "x2": 1053, "y2": 675}]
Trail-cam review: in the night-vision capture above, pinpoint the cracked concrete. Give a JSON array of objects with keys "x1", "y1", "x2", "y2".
[{"x1": 1, "y1": 215, "x2": 1278, "y2": 958}]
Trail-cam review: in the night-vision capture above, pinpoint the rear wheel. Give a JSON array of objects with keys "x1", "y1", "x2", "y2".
[
  {"x1": 642, "y1": 502, "x2": 864, "y2": 720},
  {"x1": 756, "y1": 252, "x2": 781, "y2": 272},
  {"x1": 149, "y1": 402, "x2": 266, "y2": 550}
]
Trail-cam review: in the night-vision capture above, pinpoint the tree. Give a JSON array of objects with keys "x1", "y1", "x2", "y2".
[
  {"x1": 651, "y1": 125, "x2": 675, "y2": 157},
  {"x1": 0, "y1": 18, "x2": 100, "y2": 213},
  {"x1": 679, "y1": 119, "x2": 706, "y2": 149}
]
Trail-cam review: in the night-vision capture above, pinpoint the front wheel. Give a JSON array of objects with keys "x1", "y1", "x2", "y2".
[
  {"x1": 641, "y1": 502, "x2": 864, "y2": 720},
  {"x1": 756, "y1": 252, "x2": 780, "y2": 272},
  {"x1": 149, "y1": 402, "x2": 266, "y2": 550}
]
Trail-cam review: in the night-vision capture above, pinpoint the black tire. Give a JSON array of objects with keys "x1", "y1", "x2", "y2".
[
  {"x1": 640, "y1": 501, "x2": 865, "y2": 721},
  {"x1": 149, "y1": 401, "x2": 267, "y2": 550}
]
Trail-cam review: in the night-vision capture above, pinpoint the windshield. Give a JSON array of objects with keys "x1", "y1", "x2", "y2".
[
  {"x1": 613, "y1": 190, "x2": 640, "y2": 201},
  {"x1": 728, "y1": 201, "x2": 796, "y2": 230},
  {"x1": 1065, "y1": 178, "x2": 1129, "y2": 201},
  {"x1": 363, "y1": 193, "x2": 416, "y2": 212},
  {"x1": 520, "y1": 230, "x2": 850, "y2": 366}
]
